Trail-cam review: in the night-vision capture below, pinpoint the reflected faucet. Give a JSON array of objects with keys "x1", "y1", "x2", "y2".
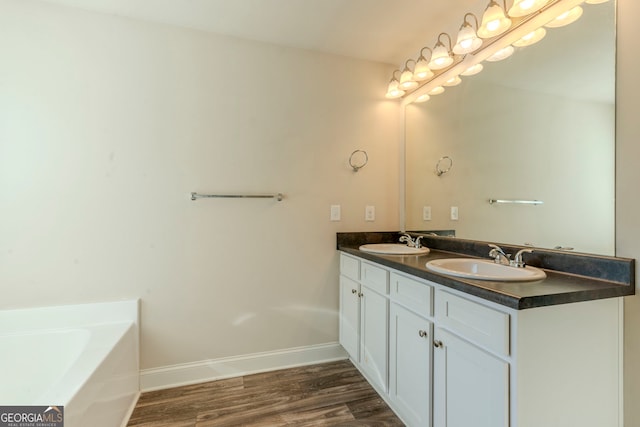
[
  {"x1": 488, "y1": 244, "x2": 511, "y2": 265},
  {"x1": 399, "y1": 233, "x2": 423, "y2": 249},
  {"x1": 488, "y1": 244, "x2": 533, "y2": 268}
]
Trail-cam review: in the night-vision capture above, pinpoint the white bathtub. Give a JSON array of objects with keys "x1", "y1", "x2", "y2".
[{"x1": 0, "y1": 300, "x2": 140, "y2": 427}]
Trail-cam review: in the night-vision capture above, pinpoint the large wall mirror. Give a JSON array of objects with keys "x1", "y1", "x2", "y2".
[{"x1": 404, "y1": 1, "x2": 616, "y2": 256}]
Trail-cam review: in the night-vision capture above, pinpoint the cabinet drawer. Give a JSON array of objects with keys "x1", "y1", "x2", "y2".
[
  {"x1": 435, "y1": 290, "x2": 510, "y2": 356},
  {"x1": 361, "y1": 262, "x2": 389, "y2": 295},
  {"x1": 390, "y1": 272, "x2": 432, "y2": 316},
  {"x1": 340, "y1": 253, "x2": 360, "y2": 281}
]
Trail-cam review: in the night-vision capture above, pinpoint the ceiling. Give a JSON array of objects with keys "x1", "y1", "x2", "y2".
[{"x1": 38, "y1": 0, "x2": 484, "y2": 66}]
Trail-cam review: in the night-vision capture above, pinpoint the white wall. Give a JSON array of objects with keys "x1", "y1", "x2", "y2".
[
  {"x1": 0, "y1": 0, "x2": 400, "y2": 369},
  {"x1": 617, "y1": 0, "x2": 640, "y2": 425}
]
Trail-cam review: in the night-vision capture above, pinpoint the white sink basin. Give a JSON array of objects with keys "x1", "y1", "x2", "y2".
[
  {"x1": 359, "y1": 243, "x2": 430, "y2": 255},
  {"x1": 426, "y1": 258, "x2": 546, "y2": 282}
]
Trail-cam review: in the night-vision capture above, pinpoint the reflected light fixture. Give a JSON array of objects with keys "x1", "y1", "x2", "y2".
[
  {"x1": 428, "y1": 33, "x2": 454, "y2": 70},
  {"x1": 399, "y1": 59, "x2": 419, "y2": 90},
  {"x1": 428, "y1": 86, "x2": 445, "y2": 96},
  {"x1": 385, "y1": 70, "x2": 405, "y2": 99},
  {"x1": 508, "y1": 0, "x2": 551, "y2": 18},
  {"x1": 453, "y1": 13, "x2": 483, "y2": 55},
  {"x1": 443, "y1": 76, "x2": 462, "y2": 87},
  {"x1": 513, "y1": 27, "x2": 546, "y2": 47},
  {"x1": 486, "y1": 45, "x2": 514, "y2": 62},
  {"x1": 585, "y1": 0, "x2": 610, "y2": 3},
  {"x1": 545, "y1": 6, "x2": 583, "y2": 28},
  {"x1": 461, "y1": 63, "x2": 484, "y2": 76},
  {"x1": 415, "y1": 93, "x2": 431, "y2": 103},
  {"x1": 477, "y1": 0, "x2": 512, "y2": 39},
  {"x1": 414, "y1": 47, "x2": 434, "y2": 81}
]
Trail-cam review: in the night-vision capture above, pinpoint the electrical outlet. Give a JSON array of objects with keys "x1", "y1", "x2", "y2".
[
  {"x1": 423, "y1": 206, "x2": 432, "y2": 221},
  {"x1": 450, "y1": 206, "x2": 459, "y2": 221},
  {"x1": 365, "y1": 205, "x2": 375, "y2": 221},
  {"x1": 330, "y1": 205, "x2": 341, "y2": 221}
]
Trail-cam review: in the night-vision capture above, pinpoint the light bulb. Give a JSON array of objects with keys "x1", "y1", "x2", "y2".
[
  {"x1": 513, "y1": 27, "x2": 546, "y2": 47},
  {"x1": 399, "y1": 66, "x2": 418, "y2": 90},
  {"x1": 428, "y1": 86, "x2": 445, "y2": 96},
  {"x1": 415, "y1": 93, "x2": 431, "y2": 103},
  {"x1": 508, "y1": 0, "x2": 550, "y2": 17},
  {"x1": 443, "y1": 76, "x2": 462, "y2": 87},
  {"x1": 461, "y1": 63, "x2": 484, "y2": 76},
  {"x1": 478, "y1": 1, "x2": 512, "y2": 39},
  {"x1": 585, "y1": 0, "x2": 609, "y2": 3},
  {"x1": 453, "y1": 24, "x2": 483, "y2": 54},
  {"x1": 545, "y1": 6, "x2": 583, "y2": 28},
  {"x1": 385, "y1": 77, "x2": 405, "y2": 99},
  {"x1": 414, "y1": 57, "x2": 434, "y2": 81},
  {"x1": 486, "y1": 45, "x2": 514, "y2": 62},
  {"x1": 428, "y1": 42, "x2": 453, "y2": 70}
]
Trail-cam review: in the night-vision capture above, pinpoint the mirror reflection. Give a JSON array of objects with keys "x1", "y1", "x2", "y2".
[{"x1": 404, "y1": 1, "x2": 616, "y2": 255}]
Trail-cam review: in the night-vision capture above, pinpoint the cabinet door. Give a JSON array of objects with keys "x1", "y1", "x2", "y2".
[
  {"x1": 360, "y1": 285, "x2": 389, "y2": 393},
  {"x1": 433, "y1": 328, "x2": 509, "y2": 427},
  {"x1": 389, "y1": 303, "x2": 432, "y2": 427},
  {"x1": 339, "y1": 276, "x2": 360, "y2": 362}
]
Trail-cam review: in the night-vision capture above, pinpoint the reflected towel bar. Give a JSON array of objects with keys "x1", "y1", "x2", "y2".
[
  {"x1": 489, "y1": 199, "x2": 543, "y2": 205},
  {"x1": 191, "y1": 192, "x2": 284, "y2": 201}
]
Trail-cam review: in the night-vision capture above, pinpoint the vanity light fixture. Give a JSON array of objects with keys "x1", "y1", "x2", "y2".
[
  {"x1": 386, "y1": 0, "x2": 604, "y2": 103},
  {"x1": 461, "y1": 63, "x2": 484, "y2": 76},
  {"x1": 486, "y1": 45, "x2": 515, "y2": 62},
  {"x1": 443, "y1": 75, "x2": 462, "y2": 87},
  {"x1": 385, "y1": 70, "x2": 405, "y2": 99},
  {"x1": 508, "y1": 0, "x2": 551, "y2": 17},
  {"x1": 399, "y1": 59, "x2": 419, "y2": 90},
  {"x1": 545, "y1": 5, "x2": 583, "y2": 28},
  {"x1": 414, "y1": 47, "x2": 435, "y2": 81},
  {"x1": 513, "y1": 27, "x2": 546, "y2": 47},
  {"x1": 428, "y1": 33, "x2": 454, "y2": 70},
  {"x1": 453, "y1": 13, "x2": 483, "y2": 55},
  {"x1": 477, "y1": 0, "x2": 512, "y2": 39}
]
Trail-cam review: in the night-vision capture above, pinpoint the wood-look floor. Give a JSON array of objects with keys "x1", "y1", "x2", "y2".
[{"x1": 127, "y1": 360, "x2": 404, "y2": 426}]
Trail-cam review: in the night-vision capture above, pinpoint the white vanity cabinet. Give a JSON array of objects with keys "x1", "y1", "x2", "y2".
[
  {"x1": 433, "y1": 290, "x2": 510, "y2": 427},
  {"x1": 338, "y1": 252, "x2": 622, "y2": 427}
]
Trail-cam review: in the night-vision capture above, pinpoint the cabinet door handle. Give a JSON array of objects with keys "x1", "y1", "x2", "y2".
[
  {"x1": 351, "y1": 289, "x2": 358, "y2": 294},
  {"x1": 433, "y1": 340, "x2": 443, "y2": 348},
  {"x1": 418, "y1": 330, "x2": 428, "y2": 338},
  {"x1": 358, "y1": 292, "x2": 364, "y2": 298}
]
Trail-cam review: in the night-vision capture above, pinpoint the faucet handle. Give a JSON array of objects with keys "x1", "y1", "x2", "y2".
[
  {"x1": 414, "y1": 236, "x2": 423, "y2": 249},
  {"x1": 511, "y1": 248, "x2": 534, "y2": 268}
]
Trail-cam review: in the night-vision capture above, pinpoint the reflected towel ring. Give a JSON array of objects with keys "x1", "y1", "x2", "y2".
[
  {"x1": 349, "y1": 149, "x2": 368, "y2": 172},
  {"x1": 435, "y1": 156, "x2": 453, "y2": 176}
]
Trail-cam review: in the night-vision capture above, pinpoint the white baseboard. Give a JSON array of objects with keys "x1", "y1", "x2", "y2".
[{"x1": 140, "y1": 342, "x2": 348, "y2": 392}]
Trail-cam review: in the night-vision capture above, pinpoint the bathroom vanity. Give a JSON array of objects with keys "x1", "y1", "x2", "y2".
[{"x1": 337, "y1": 232, "x2": 634, "y2": 427}]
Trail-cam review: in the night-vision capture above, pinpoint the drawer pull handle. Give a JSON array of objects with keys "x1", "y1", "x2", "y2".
[
  {"x1": 418, "y1": 330, "x2": 428, "y2": 338},
  {"x1": 433, "y1": 340, "x2": 443, "y2": 348},
  {"x1": 351, "y1": 289, "x2": 358, "y2": 294}
]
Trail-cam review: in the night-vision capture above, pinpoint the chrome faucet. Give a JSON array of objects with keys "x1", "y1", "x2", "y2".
[
  {"x1": 488, "y1": 244, "x2": 511, "y2": 265},
  {"x1": 399, "y1": 233, "x2": 423, "y2": 248},
  {"x1": 489, "y1": 244, "x2": 533, "y2": 268},
  {"x1": 511, "y1": 248, "x2": 533, "y2": 268}
]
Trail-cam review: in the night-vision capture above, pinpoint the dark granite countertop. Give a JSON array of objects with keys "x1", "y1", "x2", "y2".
[{"x1": 338, "y1": 232, "x2": 635, "y2": 310}]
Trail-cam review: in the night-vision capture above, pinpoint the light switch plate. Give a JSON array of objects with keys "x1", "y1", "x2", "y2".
[
  {"x1": 365, "y1": 205, "x2": 375, "y2": 221},
  {"x1": 423, "y1": 206, "x2": 432, "y2": 221},
  {"x1": 450, "y1": 206, "x2": 459, "y2": 221},
  {"x1": 330, "y1": 205, "x2": 341, "y2": 221}
]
